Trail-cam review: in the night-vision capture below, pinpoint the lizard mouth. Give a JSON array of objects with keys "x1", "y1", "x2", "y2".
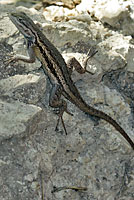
[{"x1": 9, "y1": 12, "x2": 36, "y2": 42}]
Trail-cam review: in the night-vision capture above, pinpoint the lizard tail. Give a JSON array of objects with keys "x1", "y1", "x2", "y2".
[{"x1": 80, "y1": 103, "x2": 134, "y2": 150}]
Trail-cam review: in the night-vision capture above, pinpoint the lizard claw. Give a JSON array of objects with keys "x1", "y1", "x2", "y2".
[
  {"x1": 4, "y1": 52, "x2": 16, "y2": 65},
  {"x1": 55, "y1": 105, "x2": 73, "y2": 135},
  {"x1": 83, "y1": 47, "x2": 98, "y2": 74},
  {"x1": 87, "y1": 47, "x2": 98, "y2": 59},
  {"x1": 55, "y1": 116, "x2": 68, "y2": 135}
]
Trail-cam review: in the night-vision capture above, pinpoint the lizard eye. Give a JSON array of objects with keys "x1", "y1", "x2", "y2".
[{"x1": 18, "y1": 18, "x2": 23, "y2": 22}]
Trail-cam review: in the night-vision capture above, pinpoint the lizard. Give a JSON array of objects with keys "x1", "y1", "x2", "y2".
[{"x1": 8, "y1": 11, "x2": 134, "y2": 150}]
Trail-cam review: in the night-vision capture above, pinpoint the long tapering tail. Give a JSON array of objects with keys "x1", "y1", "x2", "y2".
[
  {"x1": 97, "y1": 109, "x2": 134, "y2": 150},
  {"x1": 78, "y1": 102, "x2": 134, "y2": 150}
]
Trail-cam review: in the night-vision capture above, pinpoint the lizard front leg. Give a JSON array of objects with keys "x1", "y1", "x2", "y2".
[
  {"x1": 67, "y1": 47, "x2": 97, "y2": 74},
  {"x1": 49, "y1": 84, "x2": 73, "y2": 134},
  {"x1": 6, "y1": 41, "x2": 36, "y2": 64}
]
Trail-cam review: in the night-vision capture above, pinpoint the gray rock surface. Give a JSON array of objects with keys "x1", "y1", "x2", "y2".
[
  {"x1": 0, "y1": 100, "x2": 42, "y2": 141},
  {"x1": 0, "y1": 1, "x2": 134, "y2": 200},
  {"x1": 0, "y1": 74, "x2": 46, "y2": 104}
]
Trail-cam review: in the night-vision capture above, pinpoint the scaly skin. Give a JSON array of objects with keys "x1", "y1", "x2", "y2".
[{"x1": 8, "y1": 12, "x2": 134, "y2": 149}]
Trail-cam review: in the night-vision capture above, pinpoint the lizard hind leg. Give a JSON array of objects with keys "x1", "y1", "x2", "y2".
[
  {"x1": 55, "y1": 112, "x2": 67, "y2": 135},
  {"x1": 49, "y1": 84, "x2": 73, "y2": 134},
  {"x1": 55, "y1": 99, "x2": 73, "y2": 135}
]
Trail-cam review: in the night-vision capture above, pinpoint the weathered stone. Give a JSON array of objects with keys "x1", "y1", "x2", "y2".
[
  {"x1": 0, "y1": 74, "x2": 46, "y2": 104},
  {"x1": 0, "y1": 100, "x2": 42, "y2": 141},
  {"x1": 42, "y1": 0, "x2": 81, "y2": 9},
  {"x1": 0, "y1": 2, "x2": 134, "y2": 200}
]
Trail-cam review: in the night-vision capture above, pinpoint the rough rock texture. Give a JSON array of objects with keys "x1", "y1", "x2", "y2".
[
  {"x1": 42, "y1": 0, "x2": 81, "y2": 9},
  {"x1": 0, "y1": 74, "x2": 46, "y2": 104},
  {"x1": 0, "y1": 1, "x2": 134, "y2": 200},
  {"x1": 0, "y1": 100, "x2": 42, "y2": 141}
]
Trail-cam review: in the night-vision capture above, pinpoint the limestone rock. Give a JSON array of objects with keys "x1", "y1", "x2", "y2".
[
  {"x1": 0, "y1": 74, "x2": 46, "y2": 104},
  {"x1": 0, "y1": 100, "x2": 42, "y2": 142}
]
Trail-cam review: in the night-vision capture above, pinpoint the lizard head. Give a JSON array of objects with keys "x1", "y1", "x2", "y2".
[{"x1": 9, "y1": 12, "x2": 37, "y2": 43}]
